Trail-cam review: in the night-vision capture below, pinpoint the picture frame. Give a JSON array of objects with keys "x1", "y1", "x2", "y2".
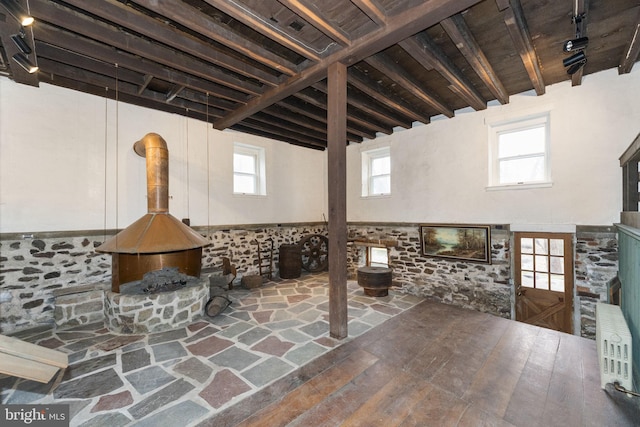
[{"x1": 420, "y1": 224, "x2": 491, "y2": 264}]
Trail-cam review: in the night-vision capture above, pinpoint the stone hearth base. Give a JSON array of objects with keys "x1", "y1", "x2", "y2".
[{"x1": 104, "y1": 280, "x2": 209, "y2": 334}]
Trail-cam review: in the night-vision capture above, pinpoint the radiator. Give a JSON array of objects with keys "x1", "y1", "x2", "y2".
[{"x1": 596, "y1": 302, "x2": 633, "y2": 389}]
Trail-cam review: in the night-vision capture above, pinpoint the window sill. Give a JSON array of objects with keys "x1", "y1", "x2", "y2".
[
  {"x1": 361, "y1": 193, "x2": 391, "y2": 199},
  {"x1": 486, "y1": 181, "x2": 552, "y2": 191},
  {"x1": 233, "y1": 193, "x2": 267, "y2": 198}
]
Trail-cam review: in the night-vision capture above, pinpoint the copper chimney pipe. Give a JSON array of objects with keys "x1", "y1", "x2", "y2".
[
  {"x1": 134, "y1": 133, "x2": 169, "y2": 213},
  {"x1": 97, "y1": 133, "x2": 208, "y2": 292}
]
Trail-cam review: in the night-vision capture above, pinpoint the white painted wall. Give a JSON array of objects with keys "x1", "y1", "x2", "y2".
[
  {"x1": 347, "y1": 67, "x2": 640, "y2": 226},
  {"x1": 0, "y1": 80, "x2": 328, "y2": 233},
  {"x1": 2, "y1": 67, "x2": 639, "y2": 233}
]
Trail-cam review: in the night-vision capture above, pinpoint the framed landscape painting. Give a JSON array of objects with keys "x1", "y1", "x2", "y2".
[{"x1": 420, "y1": 224, "x2": 491, "y2": 264}]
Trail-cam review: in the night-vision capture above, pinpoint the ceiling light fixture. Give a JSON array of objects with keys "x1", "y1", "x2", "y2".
[
  {"x1": 563, "y1": 36, "x2": 588, "y2": 52},
  {"x1": 0, "y1": 0, "x2": 34, "y2": 26},
  {"x1": 562, "y1": 13, "x2": 588, "y2": 75},
  {"x1": 12, "y1": 52, "x2": 38, "y2": 73},
  {"x1": 10, "y1": 29, "x2": 31, "y2": 54}
]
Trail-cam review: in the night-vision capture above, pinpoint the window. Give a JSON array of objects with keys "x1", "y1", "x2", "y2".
[
  {"x1": 361, "y1": 147, "x2": 391, "y2": 196},
  {"x1": 368, "y1": 246, "x2": 389, "y2": 267},
  {"x1": 488, "y1": 114, "x2": 550, "y2": 188},
  {"x1": 233, "y1": 143, "x2": 266, "y2": 195}
]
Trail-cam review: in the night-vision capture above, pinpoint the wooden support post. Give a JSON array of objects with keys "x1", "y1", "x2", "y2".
[{"x1": 327, "y1": 61, "x2": 348, "y2": 339}]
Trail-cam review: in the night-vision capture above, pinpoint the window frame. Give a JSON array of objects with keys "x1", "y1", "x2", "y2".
[
  {"x1": 361, "y1": 146, "x2": 391, "y2": 197},
  {"x1": 233, "y1": 142, "x2": 266, "y2": 196},
  {"x1": 487, "y1": 113, "x2": 551, "y2": 190}
]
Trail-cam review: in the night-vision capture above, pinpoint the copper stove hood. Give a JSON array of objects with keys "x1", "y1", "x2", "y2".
[{"x1": 97, "y1": 133, "x2": 209, "y2": 292}]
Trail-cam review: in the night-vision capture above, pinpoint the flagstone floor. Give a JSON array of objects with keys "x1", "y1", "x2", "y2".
[{"x1": 0, "y1": 272, "x2": 423, "y2": 426}]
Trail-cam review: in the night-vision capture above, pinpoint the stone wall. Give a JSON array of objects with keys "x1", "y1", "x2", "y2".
[
  {"x1": 0, "y1": 224, "x2": 326, "y2": 333},
  {"x1": 346, "y1": 224, "x2": 512, "y2": 318},
  {"x1": 1, "y1": 223, "x2": 618, "y2": 337},
  {"x1": 574, "y1": 226, "x2": 618, "y2": 338}
]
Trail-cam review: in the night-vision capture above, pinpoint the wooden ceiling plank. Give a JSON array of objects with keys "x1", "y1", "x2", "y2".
[
  {"x1": 254, "y1": 111, "x2": 328, "y2": 140},
  {"x1": 441, "y1": 13, "x2": 509, "y2": 104},
  {"x1": 280, "y1": 99, "x2": 375, "y2": 140},
  {"x1": 295, "y1": 87, "x2": 392, "y2": 134},
  {"x1": 30, "y1": 0, "x2": 262, "y2": 96},
  {"x1": 264, "y1": 104, "x2": 362, "y2": 142},
  {"x1": 35, "y1": 24, "x2": 248, "y2": 104},
  {"x1": 400, "y1": 33, "x2": 486, "y2": 111},
  {"x1": 166, "y1": 85, "x2": 185, "y2": 102},
  {"x1": 347, "y1": 68, "x2": 430, "y2": 124},
  {"x1": 241, "y1": 117, "x2": 328, "y2": 147},
  {"x1": 133, "y1": 0, "x2": 297, "y2": 76},
  {"x1": 619, "y1": 8, "x2": 640, "y2": 74},
  {"x1": 203, "y1": 0, "x2": 322, "y2": 62},
  {"x1": 63, "y1": 0, "x2": 279, "y2": 87},
  {"x1": 571, "y1": 0, "x2": 589, "y2": 87},
  {"x1": 313, "y1": 81, "x2": 412, "y2": 129},
  {"x1": 232, "y1": 123, "x2": 326, "y2": 149},
  {"x1": 365, "y1": 53, "x2": 454, "y2": 118},
  {"x1": 138, "y1": 74, "x2": 154, "y2": 95},
  {"x1": 213, "y1": 0, "x2": 482, "y2": 130},
  {"x1": 278, "y1": 0, "x2": 351, "y2": 46},
  {"x1": 502, "y1": 0, "x2": 545, "y2": 95},
  {"x1": 350, "y1": 0, "x2": 387, "y2": 26}
]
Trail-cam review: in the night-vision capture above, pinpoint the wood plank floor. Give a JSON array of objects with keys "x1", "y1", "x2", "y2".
[{"x1": 199, "y1": 300, "x2": 639, "y2": 427}]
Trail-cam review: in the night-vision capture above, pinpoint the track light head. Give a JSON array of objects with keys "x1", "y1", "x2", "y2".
[
  {"x1": 563, "y1": 51, "x2": 586, "y2": 68},
  {"x1": 566, "y1": 59, "x2": 586, "y2": 75},
  {"x1": 563, "y1": 36, "x2": 589, "y2": 52},
  {"x1": 12, "y1": 52, "x2": 38, "y2": 73},
  {"x1": 1, "y1": 0, "x2": 34, "y2": 26},
  {"x1": 10, "y1": 30, "x2": 31, "y2": 54}
]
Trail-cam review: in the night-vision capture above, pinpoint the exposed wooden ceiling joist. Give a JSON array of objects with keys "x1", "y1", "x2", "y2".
[{"x1": 0, "y1": 0, "x2": 637, "y2": 150}]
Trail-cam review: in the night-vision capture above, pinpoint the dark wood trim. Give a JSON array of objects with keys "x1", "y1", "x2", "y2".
[
  {"x1": 441, "y1": 13, "x2": 509, "y2": 105},
  {"x1": 501, "y1": 0, "x2": 545, "y2": 96},
  {"x1": 619, "y1": 8, "x2": 640, "y2": 74},
  {"x1": 213, "y1": 0, "x2": 483, "y2": 129},
  {"x1": 327, "y1": 61, "x2": 348, "y2": 340},
  {"x1": 399, "y1": 33, "x2": 486, "y2": 111}
]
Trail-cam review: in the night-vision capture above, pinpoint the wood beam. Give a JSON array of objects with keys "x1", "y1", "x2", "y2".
[
  {"x1": 213, "y1": 0, "x2": 483, "y2": 129},
  {"x1": 278, "y1": 0, "x2": 351, "y2": 46},
  {"x1": 347, "y1": 68, "x2": 431, "y2": 124},
  {"x1": 203, "y1": 0, "x2": 322, "y2": 62},
  {"x1": 327, "y1": 61, "x2": 348, "y2": 340},
  {"x1": 278, "y1": 98, "x2": 376, "y2": 140},
  {"x1": 399, "y1": 33, "x2": 486, "y2": 111},
  {"x1": 619, "y1": 8, "x2": 640, "y2": 74},
  {"x1": 34, "y1": 24, "x2": 248, "y2": 104},
  {"x1": 441, "y1": 13, "x2": 509, "y2": 104},
  {"x1": 571, "y1": 0, "x2": 589, "y2": 87},
  {"x1": 350, "y1": 0, "x2": 387, "y2": 26},
  {"x1": 313, "y1": 81, "x2": 412, "y2": 129},
  {"x1": 132, "y1": 0, "x2": 296, "y2": 76},
  {"x1": 30, "y1": 0, "x2": 262, "y2": 96},
  {"x1": 294, "y1": 89, "x2": 392, "y2": 135},
  {"x1": 63, "y1": 0, "x2": 279, "y2": 87},
  {"x1": 138, "y1": 74, "x2": 153, "y2": 95},
  {"x1": 501, "y1": 0, "x2": 545, "y2": 95},
  {"x1": 365, "y1": 53, "x2": 454, "y2": 118}
]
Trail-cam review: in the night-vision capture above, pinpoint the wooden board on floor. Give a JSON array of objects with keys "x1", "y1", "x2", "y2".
[{"x1": 0, "y1": 334, "x2": 68, "y2": 383}]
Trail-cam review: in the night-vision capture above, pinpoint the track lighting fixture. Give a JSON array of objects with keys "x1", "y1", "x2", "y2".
[
  {"x1": 562, "y1": 14, "x2": 588, "y2": 75},
  {"x1": 0, "y1": 0, "x2": 34, "y2": 26},
  {"x1": 566, "y1": 59, "x2": 586, "y2": 75},
  {"x1": 563, "y1": 51, "x2": 586, "y2": 68},
  {"x1": 12, "y1": 52, "x2": 38, "y2": 73},
  {"x1": 563, "y1": 36, "x2": 589, "y2": 52},
  {"x1": 10, "y1": 29, "x2": 31, "y2": 54}
]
